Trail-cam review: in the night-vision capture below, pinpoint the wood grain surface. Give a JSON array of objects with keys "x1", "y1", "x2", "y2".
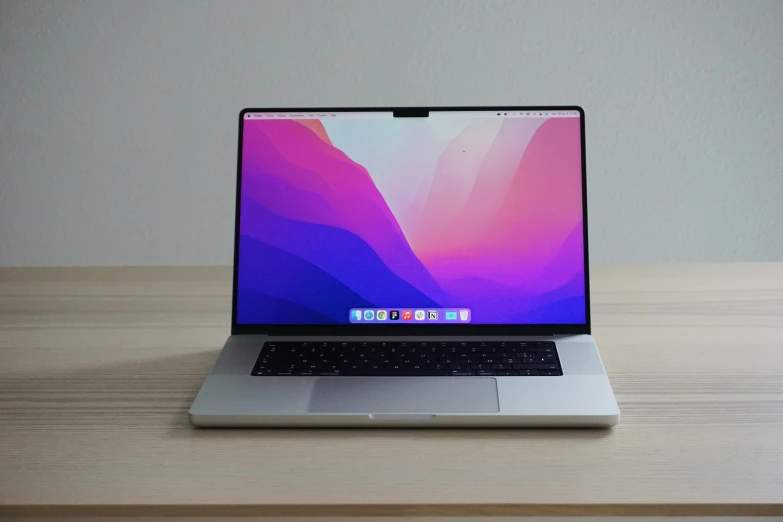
[{"x1": 1, "y1": 264, "x2": 782, "y2": 517}]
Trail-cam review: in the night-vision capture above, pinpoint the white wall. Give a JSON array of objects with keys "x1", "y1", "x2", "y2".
[{"x1": 1, "y1": 0, "x2": 781, "y2": 266}]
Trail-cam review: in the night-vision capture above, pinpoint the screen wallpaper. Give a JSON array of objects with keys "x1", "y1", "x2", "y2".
[{"x1": 237, "y1": 113, "x2": 586, "y2": 325}]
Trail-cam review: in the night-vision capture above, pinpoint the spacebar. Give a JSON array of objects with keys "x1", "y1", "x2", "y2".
[{"x1": 344, "y1": 370, "x2": 454, "y2": 376}]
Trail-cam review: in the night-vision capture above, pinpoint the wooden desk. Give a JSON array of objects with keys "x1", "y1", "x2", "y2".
[{"x1": 1, "y1": 264, "x2": 782, "y2": 517}]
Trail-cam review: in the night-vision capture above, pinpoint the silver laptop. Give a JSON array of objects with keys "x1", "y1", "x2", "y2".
[{"x1": 189, "y1": 106, "x2": 619, "y2": 427}]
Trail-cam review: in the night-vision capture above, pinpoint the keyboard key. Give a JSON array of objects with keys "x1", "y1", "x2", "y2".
[{"x1": 528, "y1": 346, "x2": 554, "y2": 353}]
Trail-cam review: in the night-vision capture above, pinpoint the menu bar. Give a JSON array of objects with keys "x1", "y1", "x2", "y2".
[
  {"x1": 244, "y1": 110, "x2": 579, "y2": 119},
  {"x1": 244, "y1": 112, "x2": 390, "y2": 119},
  {"x1": 430, "y1": 110, "x2": 579, "y2": 118},
  {"x1": 350, "y1": 308, "x2": 471, "y2": 323}
]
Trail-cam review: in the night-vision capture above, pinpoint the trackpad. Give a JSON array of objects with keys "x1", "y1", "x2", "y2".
[{"x1": 307, "y1": 377, "x2": 499, "y2": 414}]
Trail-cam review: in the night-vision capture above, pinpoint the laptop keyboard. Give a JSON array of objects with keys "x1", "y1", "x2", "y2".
[{"x1": 252, "y1": 341, "x2": 562, "y2": 377}]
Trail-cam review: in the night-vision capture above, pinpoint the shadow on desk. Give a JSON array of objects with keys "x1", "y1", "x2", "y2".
[{"x1": 2, "y1": 349, "x2": 612, "y2": 441}]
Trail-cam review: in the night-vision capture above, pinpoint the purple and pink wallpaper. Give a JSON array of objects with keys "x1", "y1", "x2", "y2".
[{"x1": 237, "y1": 114, "x2": 586, "y2": 324}]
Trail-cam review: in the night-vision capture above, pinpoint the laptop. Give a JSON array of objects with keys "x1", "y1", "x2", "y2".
[{"x1": 189, "y1": 106, "x2": 620, "y2": 427}]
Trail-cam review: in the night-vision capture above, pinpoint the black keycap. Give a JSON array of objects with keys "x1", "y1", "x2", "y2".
[
  {"x1": 528, "y1": 345, "x2": 554, "y2": 353},
  {"x1": 537, "y1": 370, "x2": 562, "y2": 376}
]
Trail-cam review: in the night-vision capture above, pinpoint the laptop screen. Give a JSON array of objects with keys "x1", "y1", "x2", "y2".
[{"x1": 236, "y1": 109, "x2": 586, "y2": 326}]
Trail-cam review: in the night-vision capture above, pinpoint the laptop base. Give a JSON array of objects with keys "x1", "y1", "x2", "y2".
[{"x1": 190, "y1": 335, "x2": 619, "y2": 428}]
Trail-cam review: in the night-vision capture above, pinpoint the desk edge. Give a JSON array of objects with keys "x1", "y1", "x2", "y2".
[{"x1": 1, "y1": 503, "x2": 782, "y2": 517}]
